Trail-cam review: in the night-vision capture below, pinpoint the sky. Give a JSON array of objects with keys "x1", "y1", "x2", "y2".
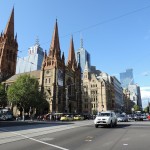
[{"x1": 0, "y1": 0, "x2": 150, "y2": 108}]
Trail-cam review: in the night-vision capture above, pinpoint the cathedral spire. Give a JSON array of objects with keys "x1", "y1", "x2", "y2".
[
  {"x1": 49, "y1": 19, "x2": 60, "y2": 57},
  {"x1": 4, "y1": 7, "x2": 14, "y2": 37},
  {"x1": 67, "y1": 36, "x2": 77, "y2": 69}
]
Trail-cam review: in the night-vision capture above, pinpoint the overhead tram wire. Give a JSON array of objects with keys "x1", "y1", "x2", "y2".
[
  {"x1": 35, "y1": 4, "x2": 150, "y2": 48},
  {"x1": 17, "y1": 55, "x2": 41, "y2": 72},
  {"x1": 61, "y1": 4, "x2": 150, "y2": 38},
  {"x1": 16, "y1": 4, "x2": 150, "y2": 60}
]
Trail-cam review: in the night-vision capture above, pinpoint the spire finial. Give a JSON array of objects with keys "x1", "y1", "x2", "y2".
[
  {"x1": 4, "y1": 6, "x2": 14, "y2": 36},
  {"x1": 49, "y1": 20, "x2": 60, "y2": 57},
  {"x1": 80, "y1": 33, "x2": 83, "y2": 48},
  {"x1": 35, "y1": 36, "x2": 40, "y2": 46}
]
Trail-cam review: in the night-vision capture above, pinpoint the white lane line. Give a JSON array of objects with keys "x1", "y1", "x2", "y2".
[{"x1": 0, "y1": 128, "x2": 69, "y2": 150}]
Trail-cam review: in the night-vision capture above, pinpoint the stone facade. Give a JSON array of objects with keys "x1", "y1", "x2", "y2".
[
  {"x1": 39, "y1": 20, "x2": 82, "y2": 114},
  {"x1": 0, "y1": 7, "x2": 18, "y2": 82},
  {"x1": 2, "y1": 11, "x2": 82, "y2": 114},
  {"x1": 82, "y1": 66, "x2": 122, "y2": 114}
]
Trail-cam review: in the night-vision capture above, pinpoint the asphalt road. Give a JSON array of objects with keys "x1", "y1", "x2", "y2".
[{"x1": 0, "y1": 120, "x2": 150, "y2": 150}]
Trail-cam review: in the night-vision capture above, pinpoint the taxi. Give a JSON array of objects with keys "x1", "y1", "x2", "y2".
[
  {"x1": 60, "y1": 115, "x2": 73, "y2": 121},
  {"x1": 73, "y1": 115, "x2": 84, "y2": 120}
]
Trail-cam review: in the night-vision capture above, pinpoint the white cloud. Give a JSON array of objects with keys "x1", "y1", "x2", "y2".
[
  {"x1": 141, "y1": 87, "x2": 150, "y2": 98},
  {"x1": 140, "y1": 87, "x2": 150, "y2": 108},
  {"x1": 141, "y1": 72, "x2": 150, "y2": 76}
]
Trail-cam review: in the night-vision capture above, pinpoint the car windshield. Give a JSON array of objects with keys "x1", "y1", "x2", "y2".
[{"x1": 99, "y1": 113, "x2": 111, "y2": 116}]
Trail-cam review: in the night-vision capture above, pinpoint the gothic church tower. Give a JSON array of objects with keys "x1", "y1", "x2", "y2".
[
  {"x1": 40, "y1": 20, "x2": 65, "y2": 113},
  {"x1": 0, "y1": 7, "x2": 18, "y2": 82},
  {"x1": 66, "y1": 36, "x2": 82, "y2": 113}
]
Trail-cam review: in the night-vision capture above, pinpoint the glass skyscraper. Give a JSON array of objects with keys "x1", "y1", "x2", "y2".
[
  {"x1": 76, "y1": 38, "x2": 91, "y2": 74},
  {"x1": 16, "y1": 40, "x2": 44, "y2": 74},
  {"x1": 120, "y1": 69, "x2": 134, "y2": 88}
]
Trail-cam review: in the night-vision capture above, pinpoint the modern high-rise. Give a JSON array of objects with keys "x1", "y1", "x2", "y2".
[
  {"x1": 16, "y1": 39, "x2": 44, "y2": 74},
  {"x1": 76, "y1": 38, "x2": 91, "y2": 74},
  {"x1": 128, "y1": 84, "x2": 142, "y2": 109},
  {"x1": 120, "y1": 69, "x2": 134, "y2": 88}
]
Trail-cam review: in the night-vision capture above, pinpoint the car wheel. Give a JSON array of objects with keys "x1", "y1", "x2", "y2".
[
  {"x1": 95, "y1": 124, "x2": 98, "y2": 128},
  {"x1": 2, "y1": 116, "x2": 6, "y2": 121},
  {"x1": 109, "y1": 121, "x2": 113, "y2": 128},
  {"x1": 114, "y1": 121, "x2": 117, "y2": 127}
]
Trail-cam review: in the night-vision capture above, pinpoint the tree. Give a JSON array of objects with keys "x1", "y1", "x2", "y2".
[
  {"x1": 7, "y1": 74, "x2": 48, "y2": 118},
  {"x1": 133, "y1": 104, "x2": 140, "y2": 112},
  {"x1": 0, "y1": 83, "x2": 7, "y2": 108},
  {"x1": 144, "y1": 106, "x2": 149, "y2": 113}
]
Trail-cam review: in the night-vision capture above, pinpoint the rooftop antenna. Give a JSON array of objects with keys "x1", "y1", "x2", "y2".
[
  {"x1": 80, "y1": 33, "x2": 83, "y2": 48},
  {"x1": 35, "y1": 36, "x2": 40, "y2": 46}
]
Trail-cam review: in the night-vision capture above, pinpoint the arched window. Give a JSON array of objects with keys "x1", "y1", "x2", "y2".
[{"x1": 45, "y1": 79, "x2": 47, "y2": 84}]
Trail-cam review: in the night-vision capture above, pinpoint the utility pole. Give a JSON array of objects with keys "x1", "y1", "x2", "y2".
[{"x1": 65, "y1": 86, "x2": 68, "y2": 113}]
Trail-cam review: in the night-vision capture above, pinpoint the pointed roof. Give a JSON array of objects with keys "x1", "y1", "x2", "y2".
[
  {"x1": 4, "y1": 7, "x2": 14, "y2": 37},
  {"x1": 49, "y1": 19, "x2": 60, "y2": 56},
  {"x1": 67, "y1": 36, "x2": 77, "y2": 67}
]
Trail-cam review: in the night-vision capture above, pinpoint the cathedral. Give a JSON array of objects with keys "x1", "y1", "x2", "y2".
[
  {"x1": 1, "y1": 8, "x2": 82, "y2": 114},
  {"x1": 0, "y1": 7, "x2": 18, "y2": 82},
  {"x1": 39, "y1": 20, "x2": 82, "y2": 114}
]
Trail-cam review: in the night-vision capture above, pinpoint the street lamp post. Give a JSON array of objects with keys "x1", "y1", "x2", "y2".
[{"x1": 65, "y1": 86, "x2": 68, "y2": 113}]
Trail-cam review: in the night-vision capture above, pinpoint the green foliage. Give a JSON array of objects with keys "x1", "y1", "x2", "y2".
[
  {"x1": 0, "y1": 84, "x2": 7, "y2": 108},
  {"x1": 7, "y1": 74, "x2": 48, "y2": 113},
  {"x1": 144, "y1": 106, "x2": 149, "y2": 113},
  {"x1": 133, "y1": 104, "x2": 140, "y2": 111},
  {"x1": 93, "y1": 109, "x2": 97, "y2": 115}
]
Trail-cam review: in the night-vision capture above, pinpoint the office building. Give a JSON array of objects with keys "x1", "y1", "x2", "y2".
[
  {"x1": 76, "y1": 38, "x2": 91, "y2": 74},
  {"x1": 16, "y1": 40, "x2": 44, "y2": 74},
  {"x1": 120, "y1": 69, "x2": 134, "y2": 88}
]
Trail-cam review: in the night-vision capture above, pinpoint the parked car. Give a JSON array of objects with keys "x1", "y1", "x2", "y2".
[
  {"x1": 0, "y1": 108, "x2": 13, "y2": 121},
  {"x1": 117, "y1": 114, "x2": 128, "y2": 122},
  {"x1": 94, "y1": 111, "x2": 117, "y2": 128},
  {"x1": 134, "y1": 114, "x2": 143, "y2": 121},
  {"x1": 127, "y1": 114, "x2": 135, "y2": 120},
  {"x1": 147, "y1": 115, "x2": 150, "y2": 120},
  {"x1": 74, "y1": 115, "x2": 84, "y2": 120},
  {"x1": 60, "y1": 115, "x2": 73, "y2": 121},
  {"x1": 141, "y1": 114, "x2": 147, "y2": 120}
]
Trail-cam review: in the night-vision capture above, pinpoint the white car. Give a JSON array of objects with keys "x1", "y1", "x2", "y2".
[
  {"x1": 94, "y1": 111, "x2": 117, "y2": 128},
  {"x1": 117, "y1": 114, "x2": 128, "y2": 122}
]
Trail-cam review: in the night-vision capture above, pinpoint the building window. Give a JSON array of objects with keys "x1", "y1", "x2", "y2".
[{"x1": 45, "y1": 79, "x2": 47, "y2": 84}]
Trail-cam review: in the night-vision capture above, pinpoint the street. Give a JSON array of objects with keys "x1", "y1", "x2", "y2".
[{"x1": 0, "y1": 120, "x2": 150, "y2": 150}]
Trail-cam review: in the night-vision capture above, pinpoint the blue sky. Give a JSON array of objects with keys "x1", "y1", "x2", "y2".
[{"x1": 1, "y1": 0, "x2": 150, "y2": 107}]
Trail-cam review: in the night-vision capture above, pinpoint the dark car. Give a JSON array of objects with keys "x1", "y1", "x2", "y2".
[{"x1": 134, "y1": 114, "x2": 143, "y2": 121}]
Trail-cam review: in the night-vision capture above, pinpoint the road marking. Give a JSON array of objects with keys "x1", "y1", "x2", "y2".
[
  {"x1": 39, "y1": 138, "x2": 54, "y2": 141},
  {"x1": 85, "y1": 136, "x2": 93, "y2": 142},
  {"x1": 123, "y1": 144, "x2": 128, "y2": 146},
  {"x1": 85, "y1": 139, "x2": 92, "y2": 142},
  {"x1": 0, "y1": 128, "x2": 69, "y2": 150}
]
